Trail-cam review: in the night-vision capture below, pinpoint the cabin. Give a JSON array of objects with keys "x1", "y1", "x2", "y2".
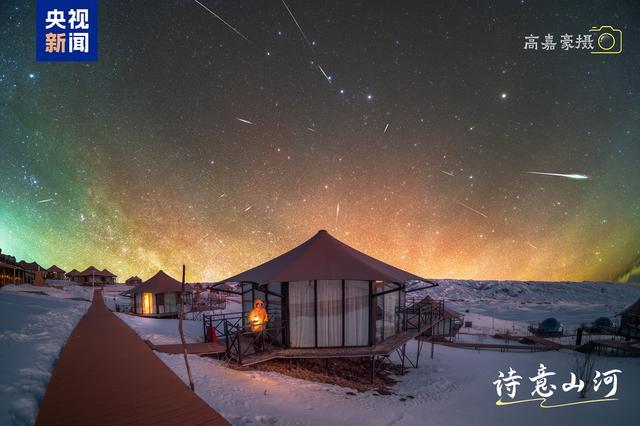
[
  {"x1": 129, "y1": 270, "x2": 193, "y2": 317},
  {"x1": 18, "y1": 260, "x2": 45, "y2": 281},
  {"x1": 125, "y1": 276, "x2": 143, "y2": 286},
  {"x1": 45, "y1": 265, "x2": 66, "y2": 280},
  {"x1": 206, "y1": 230, "x2": 444, "y2": 368},
  {"x1": 618, "y1": 298, "x2": 640, "y2": 340},
  {"x1": 66, "y1": 269, "x2": 80, "y2": 282},
  {"x1": 71, "y1": 266, "x2": 117, "y2": 286},
  {"x1": 0, "y1": 249, "x2": 35, "y2": 285}
]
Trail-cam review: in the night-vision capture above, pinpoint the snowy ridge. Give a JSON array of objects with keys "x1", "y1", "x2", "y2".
[{"x1": 423, "y1": 279, "x2": 640, "y2": 308}]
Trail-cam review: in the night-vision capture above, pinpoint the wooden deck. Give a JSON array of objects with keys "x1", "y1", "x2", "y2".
[
  {"x1": 521, "y1": 335, "x2": 575, "y2": 350},
  {"x1": 146, "y1": 340, "x2": 226, "y2": 355},
  {"x1": 36, "y1": 290, "x2": 229, "y2": 426},
  {"x1": 238, "y1": 321, "x2": 442, "y2": 366},
  {"x1": 585, "y1": 339, "x2": 640, "y2": 357},
  {"x1": 435, "y1": 340, "x2": 553, "y2": 352}
]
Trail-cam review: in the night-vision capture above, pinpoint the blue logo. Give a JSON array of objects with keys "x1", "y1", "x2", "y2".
[{"x1": 36, "y1": 0, "x2": 98, "y2": 62}]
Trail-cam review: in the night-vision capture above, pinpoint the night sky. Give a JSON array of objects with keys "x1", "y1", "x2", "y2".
[{"x1": 1, "y1": 1, "x2": 639, "y2": 282}]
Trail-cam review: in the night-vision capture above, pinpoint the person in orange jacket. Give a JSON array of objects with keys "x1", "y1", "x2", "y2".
[
  {"x1": 248, "y1": 299, "x2": 269, "y2": 352},
  {"x1": 248, "y1": 299, "x2": 269, "y2": 332}
]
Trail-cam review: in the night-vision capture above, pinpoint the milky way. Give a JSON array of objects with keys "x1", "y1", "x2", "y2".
[{"x1": 1, "y1": 1, "x2": 639, "y2": 282}]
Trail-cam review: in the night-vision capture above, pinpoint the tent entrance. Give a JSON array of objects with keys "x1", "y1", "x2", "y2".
[{"x1": 142, "y1": 292, "x2": 153, "y2": 314}]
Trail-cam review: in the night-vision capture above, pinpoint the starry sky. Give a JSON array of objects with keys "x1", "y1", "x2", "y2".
[{"x1": 1, "y1": 1, "x2": 640, "y2": 283}]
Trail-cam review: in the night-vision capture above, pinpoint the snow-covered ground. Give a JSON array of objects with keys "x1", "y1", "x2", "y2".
[
  {"x1": 2, "y1": 280, "x2": 639, "y2": 425},
  {"x1": 113, "y1": 280, "x2": 640, "y2": 426},
  {"x1": 0, "y1": 285, "x2": 92, "y2": 425},
  {"x1": 155, "y1": 341, "x2": 639, "y2": 426}
]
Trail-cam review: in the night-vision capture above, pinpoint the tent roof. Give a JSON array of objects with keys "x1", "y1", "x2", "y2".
[
  {"x1": 130, "y1": 270, "x2": 183, "y2": 295},
  {"x1": 66, "y1": 268, "x2": 80, "y2": 276},
  {"x1": 79, "y1": 266, "x2": 104, "y2": 276},
  {"x1": 620, "y1": 298, "x2": 640, "y2": 316},
  {"x1": 19, "y1": 261, "x2": 41, "y2": 271},
  {"x1": 46, "y1": 265, "x2": 65, "y2": 273},
  {"x1": 216, "y1": 229, "x2": 429, "y2": 285},
  {"x1": 101, "y1": 269, "x2": 117, "y2": 277}
]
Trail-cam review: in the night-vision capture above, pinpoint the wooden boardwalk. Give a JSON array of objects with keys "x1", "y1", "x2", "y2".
[{"x1": 36, "y1": 290, "x2": 229, "y2": 426}]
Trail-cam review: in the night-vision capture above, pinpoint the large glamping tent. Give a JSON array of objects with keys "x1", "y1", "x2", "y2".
[
  {"x1": 129, "y1": 270, "x2": 192, "y2": 317},
  {"x1": 213, "y1": 229, "x2": 440, "y2": 349}
]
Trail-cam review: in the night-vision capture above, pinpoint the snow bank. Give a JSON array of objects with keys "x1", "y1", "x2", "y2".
[{"x1": 0, "y1": 286, "x2": 92, "y2": 425}]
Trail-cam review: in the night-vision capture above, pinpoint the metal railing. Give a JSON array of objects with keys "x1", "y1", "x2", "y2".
[
  {"x1": 399, "y1": 298, "x2": 444, "y2": 333},
  {"x1": 225, "y1": 320, "x2": 287, "y2": 364},
  {"x1": 114, "y1": 303, "x2": 131, "y2": 313}
]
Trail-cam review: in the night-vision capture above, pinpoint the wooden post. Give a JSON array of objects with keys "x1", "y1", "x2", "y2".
[
  {"x1": 179, "y1": 264, "x2": 195, "y2": 391},
  {"x1": 430, "y1": 339, "x2": 434, "y2": 359},
  {"x1": 370, "y1": 356, "x2": 375, "y2": 383}
]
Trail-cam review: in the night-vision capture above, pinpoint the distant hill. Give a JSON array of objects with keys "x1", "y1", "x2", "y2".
[{"x1": 421, "y1": 279, "x2": 640, "y2": 309}]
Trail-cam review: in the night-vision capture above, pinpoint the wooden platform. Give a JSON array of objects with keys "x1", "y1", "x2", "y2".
[
  {"x1": 521, "y1": 335, "x2": 575, "y2": 350},
  {"x1": 146, "y1": 340, "x2": 226, "y2": 355},
  {"x1": 238, "y1": 322, "x2": 442, "y2": 366},
  {"x1": 585, "y1": 339, "x2": 640, "y2": 357},
  {"x1": 36, "y1": 290, "x2": 229, "y2": 426},
  {"x1": 435, "y1": 340, "x2": 553, "y2": 352}
]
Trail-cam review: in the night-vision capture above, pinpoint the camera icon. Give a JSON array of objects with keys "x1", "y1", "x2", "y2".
[{"x1": 589, "y1": 26, "x2": 623, "y2": 55}]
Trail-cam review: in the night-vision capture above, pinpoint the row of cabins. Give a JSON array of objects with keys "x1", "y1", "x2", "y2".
[{"x1": 0, "y1": 248, "x2": 118, "y2": 286}]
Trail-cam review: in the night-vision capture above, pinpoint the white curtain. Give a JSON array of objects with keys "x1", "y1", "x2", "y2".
[
  {"x1": 289, "y1": 281, "x2": 315, "y2": 347},
  {"x1": 383, "y1": 289, "x2": 399, "y2": 339},
  {"x1": 317, "y1": 280, "x2": 343, "y2": 347},
  {"x1": 344, "y1": 280, "x2": 369, "y2": 346},
  {"x1": 164, "y1": 293, "x2": 177, "y2": 313}
]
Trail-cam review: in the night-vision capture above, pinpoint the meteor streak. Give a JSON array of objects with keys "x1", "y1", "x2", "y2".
[
  {"x1": 281, "y1": 0, "x2": 312, "y2": 46},
  {"x1": 440, "y1": 170, "x2": 454, "y2": 177},
  {"x1": 525, "y1": 171, "x2": 590, "y2": 180},
  {"x1": 456, "y1": 201, "x2": 488, "y2": 218},
  {"x1": 384, "y1": 123, "x2": 389, "y2": 134},
  {"x1": 193, "y1": 0, "x2": 251, "y2": 43},
  {"x1": 37, "y1": 198, "x2": 53, "y2": 203},
  {"x1": 236, "y1": 117, "x2": 254, "y2": 125},
  {"x1": 318, "y1": 65, "x2": 331, "y2": 83}
]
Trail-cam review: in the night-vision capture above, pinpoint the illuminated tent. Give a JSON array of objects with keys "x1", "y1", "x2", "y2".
[
  {"x1": 214, "y1": 229, "x2": 434, "y2": 348},
  {"x1": 129, "y1": 270, "x2": 192, "y2": 317}
]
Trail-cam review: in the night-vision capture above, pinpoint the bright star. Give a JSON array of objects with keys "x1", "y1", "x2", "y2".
[
  {"x1": 28, "y1": 73, "x2": 35, "y2": 79},
  {"x1": 500, "y1": 93, "x2": 508, "y2": 99},
  {"x1": 366, "y1": 94, "x2": 373, "y2": 101}
]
